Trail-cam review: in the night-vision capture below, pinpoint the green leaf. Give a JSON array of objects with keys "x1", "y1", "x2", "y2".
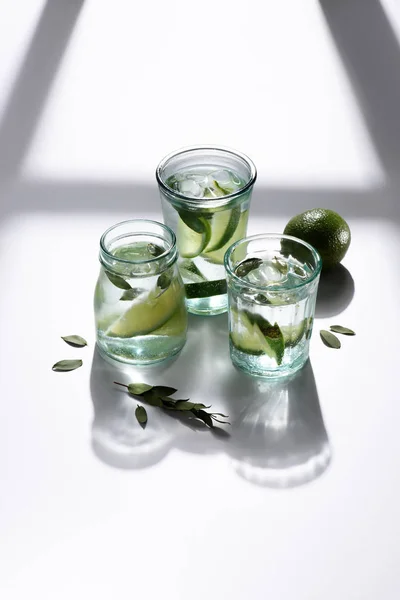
[
  {"x1": 330, "y1": 325, "x2": 355, "y2": 336},
  {"x1": 159, "y1": 398, "x2": 190, "y2": 410},
  {"x1": 157, "y1": 271, "x2": 172, "y2": 292},
  {"x1": 320, "y1": 330, "x2": 341, "y2": 349},
  {"x1": 152, "y1": 386, "x2": 178, "y2": 396},
  {"x1": 135, "y1": 405, "x2": 147, "y2": 428},
  {"x1": 193, "y1": 403, "x2": 211, "y2": 410},
  {"x1": 272, "y1": 256, "x2": 288, "y2": 275},
  {"x1": 192, "y1": 409, "x2": 214, "y2": 428},
  {"x1": 52, "y1": 359, "x2": 83, "y2": 372},
  {"x1": 127, "y1": 383, "x2": 153, "y2": 395},
  {"x1": 105, "y1": 270, "x2": 131, "y2": 290},
  {"x1": 235, "y1": 258, "x2": 263, "y2": 279},
  {"x1": 211, "y1": 416, "x2": 231, "y2": 425},
  {"x1": 141, "y1": 390, "x2": 164, "y2": 407},
  {"x1": 173, "y1": 400, "x2": 196, "y2": 411},
  {"x1": 148, "y1": 243, "x2": 164, "y2": 257},
  {"x1": 254, "y1": 293, "x2": 271, "y2": 305},
  {"x1": 120, "y1": 288, "x2": 145, "y2": 301},
  {"x1": 178, "y1": 210, "x2": 209, "y2": 234},
  {"x1": 61, "y1": 335, "x2": 88, "y2": 347},
  {"x1": 248, "y1": 313, "x2": 285, "y2": 366}
]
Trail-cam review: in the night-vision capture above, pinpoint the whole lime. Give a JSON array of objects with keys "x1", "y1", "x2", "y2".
[{"x1": 283, "y1": 208, "x2": 351, "y2": 269}]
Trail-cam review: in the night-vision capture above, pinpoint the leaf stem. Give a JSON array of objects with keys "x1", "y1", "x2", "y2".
[{"x1": 114, "y1": 381, "x2": 128, "y2": 388}]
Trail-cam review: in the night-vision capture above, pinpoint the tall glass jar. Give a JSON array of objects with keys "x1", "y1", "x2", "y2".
[
  {"x1": 156, "y1": 146, "x2": 257, "y2": 315},
  {"x1": 94, "y1": 220, "x2": 187, "y2": 364}
]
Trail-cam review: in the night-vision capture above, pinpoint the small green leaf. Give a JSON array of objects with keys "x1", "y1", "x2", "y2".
[
  {"x1": 135, "y1": 405, "x2": 147, "y2": 428},
  {"x1": 105, "y1": 270, "x2": 131, "y2": 290},
  {"x1": 127, "y1": 383, "x2": 153, "y2": 395},
  {"x1": 320, "y1": 330, "x2": 341, "y2": 349},
  {"x1": 235, "y1": 258, "x2": 263, "y2": 279},
  {"x1": 52, "y1": 359, "x2": 83, "y2": 372},
  {"x1": 148, "y1": 243, "x2": 164, "y2": 257},
  {"x1": 157, "y1": 271, "x2": 172, "y2": 292},
  {"x1": 211, "y1": 416, "x2": 231, "y2": 425},
  {"x1": 192, "y1": 409, "x2": 214, "y2": 428},
  {"x1": 193, "y1": 403, "x2": 211, "y2": 410},
  {"x1": 61, "y1": 335, "x2": 88, "y2": 347},
  {"x1": 120, "y1": 288, "x2": 145, "y2": 301},
  {"x1": 330, "y1": 325, "x2": 356, "y2": 336},
  {"x1": 254, "y1": 293, "x2": 271, "y2": 305},
  {"x1": 141, "y1": 390, "x2": 164, "y2": 407},
  {"x1": 272, "y1": 256, "x2": 288, "y2": 275},
  {"x1": 152, "y1": 386, "x2": 178, "y2": 396},
  {"x1": 173, "y1": 400, "x2": 196, "y2": 411}
]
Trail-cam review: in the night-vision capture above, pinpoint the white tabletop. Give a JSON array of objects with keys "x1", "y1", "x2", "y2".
[{"x1": 1, "y1": 1, "x2": 400, "y2": 598}]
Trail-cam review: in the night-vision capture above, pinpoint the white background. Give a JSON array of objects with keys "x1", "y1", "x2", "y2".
[{"x1": 0, "y1": 1, "x2": 399, "y2": 598}]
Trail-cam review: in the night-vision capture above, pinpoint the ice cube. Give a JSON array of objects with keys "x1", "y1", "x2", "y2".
[
  {"x1": 178, "y1": 178, "x2": 204, "y2": 197},
  {"x1": 209, "y1": 169, "x2": 232, "y2": 186},
  {"x1": 246, "y1": 261, "x2": 288, "y2": 286}
]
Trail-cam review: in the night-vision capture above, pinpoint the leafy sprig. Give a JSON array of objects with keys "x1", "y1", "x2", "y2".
[{"x1": 114, "y1": 382, "x2": 230, "y2": 428}]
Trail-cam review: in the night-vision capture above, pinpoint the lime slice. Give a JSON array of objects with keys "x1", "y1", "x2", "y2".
[
  {"x1": 177, "y1": 215, "x2": 211, "y2": 258},
  {"x1": 230, "y1": 309, "x2": 266, "y2": 356},
  {"x1": 179, "y1": 260, "x2": 206, "y2": 284},
  {"x1": 230, "y1": 309, "x2": 285, "y2": 365},
  {"x1": 151, "y1": 302, "x2": 187, "y2": 336},
  {"x1": 185, "y1": 279, "x2": 227, "y2": 299},
  {"x1": 204, "y1": 206, "x2": 241, "y2": 253},
  {"x1": 106, "y1": 280, "x2": 182, "y2": 338},
  {"x1": 203, "y1": 210, "x2": 248, "y2": 265},
  {"x1": 281, "y1": 320, "x2": 306, "y2": 348}
]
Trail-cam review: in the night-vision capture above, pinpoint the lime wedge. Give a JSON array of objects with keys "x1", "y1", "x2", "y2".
[
  {"x1": 107, "y1": 280, "x2": 182, "y2": 338},
  {"x1": 230, "y1": 309, "x2": 266, "y2": 356},
  {"x1": 204, "y1": 206, "x2": 241, "y2": 253},
  {"x1": 177, "y1": 215, "x2": 211, "y2": 258},
  {"x1": 281, "y1": 320, "x2": 306, "y2": 348},
  {"x1": 185, "y1": 279, "x2": 227, "y2": 299},
  {"x1": 151, "y1": 302, "x2": 187, "y2": 336},
  {"x1": 230, "y1": 309, "x2": 285, "y2": 365},
  {"x1": 203, "y1": 210, "x2": 248, "y2": 265},
  {"x1": 179, "y1": 260, "x2": 206, "y2": 284}
]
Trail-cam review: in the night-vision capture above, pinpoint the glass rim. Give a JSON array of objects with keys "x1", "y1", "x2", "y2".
[
  {"x1": 100, "y1": 219, "x2": 176, "y2": 265},
  {"x1": 224, "y1": 233, "x2": 323, "y2": 291},
  {"x1": 155, "y1": 144, "x2": 257, "y2": 205}
]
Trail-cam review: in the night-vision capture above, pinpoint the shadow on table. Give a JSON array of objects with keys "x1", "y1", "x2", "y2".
[
  {"x1": 316, "y1": 264, "x2": 355, "y2": 318},
  {"x1": 90, "y1": 315, "x2": 331, "y2": 488}
]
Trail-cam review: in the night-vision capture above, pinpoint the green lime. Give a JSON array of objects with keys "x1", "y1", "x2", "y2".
[{"x1": 283, "y1": 208, "x2": 351, "y2": 269}]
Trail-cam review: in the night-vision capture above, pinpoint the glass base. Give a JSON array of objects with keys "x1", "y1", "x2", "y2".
[
  {"x1": 96, "y1": 338, "x2": 185, "y2": 366},
  {"x1": 186, "y1": 294, "x2": 227, "y2": 316},
  {"x1": 231, "y1": 346, "x2": 309, "y2": 379}
]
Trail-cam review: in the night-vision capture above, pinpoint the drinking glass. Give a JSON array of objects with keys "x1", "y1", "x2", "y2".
[
  {"x1": 225, "y1": 234, "x2": 322, "y2": 377},
  {"x1": 156, "y1": 145, "x2": 257, "y2": 315}
]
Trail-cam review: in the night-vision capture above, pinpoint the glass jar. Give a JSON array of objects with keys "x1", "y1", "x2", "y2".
[
  {"x1": 156, "y1": 146, "x2": 257, "y2": 316},
  {"x1": 94, "y1": 219, "x2": 187, "y2": 364}
]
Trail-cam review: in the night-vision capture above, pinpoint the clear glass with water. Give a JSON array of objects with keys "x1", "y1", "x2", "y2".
[
  {"x1": 156, "y1": 146, "x2": 257, "y2": 315},
  {"x1": 225, "y1": 234, "x2": 322, "y2": 377},
  {"x1": 94, "y1": 220, "x2": 187, "y2": 364}
]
